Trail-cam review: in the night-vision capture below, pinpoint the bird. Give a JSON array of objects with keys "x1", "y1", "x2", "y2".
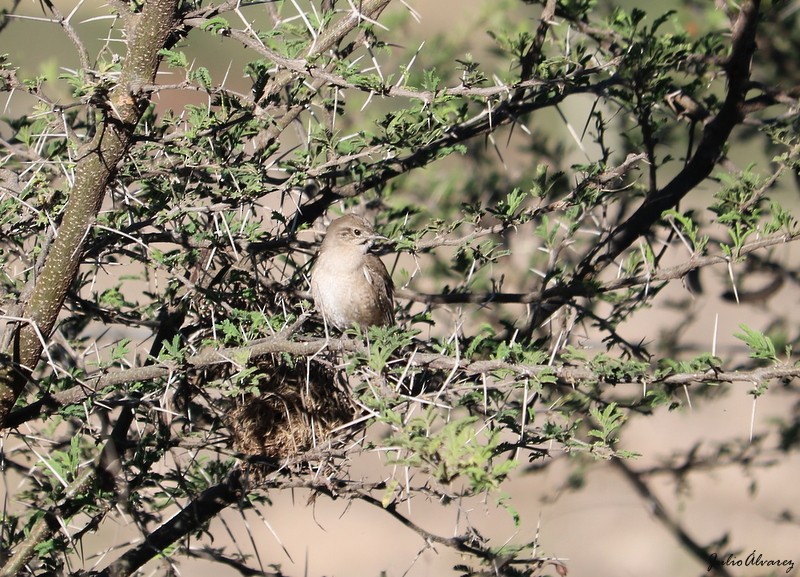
[{"x1": 310, "y1": 214, "x2": 394, "y2": 331}]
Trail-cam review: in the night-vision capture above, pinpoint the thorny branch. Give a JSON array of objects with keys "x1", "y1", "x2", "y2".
[
  {"x1": 6, "y1": 327, "x2": 800, "y2": 430},
  {"x1": 401, "y1": 230, "x2": 800, "y2": 304},
  {"x1": 1, "y1": 1, "x2": 798, "y2": 576},
  {"x1": 579, "y1": 0, "x2": 763, "y2": 275},
  {"x1": 611, "y1": 458, "x2": 736, "y2": 577},
  {"x1": 0, "y1": 0, "x2": 181, "y2": 428}
]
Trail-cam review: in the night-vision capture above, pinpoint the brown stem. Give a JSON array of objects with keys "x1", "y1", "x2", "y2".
[
  {"x1": 611, "y1": 458, "x2": 735, "y2": 577},
  {"x1": 0, "y1": 0, "x2": 180, "y2": 428},
  {"x1": 579, "y1": 0, "x2": 761, "y2": 276}
]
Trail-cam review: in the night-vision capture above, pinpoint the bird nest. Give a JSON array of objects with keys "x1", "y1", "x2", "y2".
[{"x1": 227, "y1": 361, "x2": 354, "y2": 464}]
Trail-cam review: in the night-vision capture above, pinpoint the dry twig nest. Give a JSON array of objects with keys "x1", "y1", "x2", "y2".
[{"x1": 228, "y1": 360, "x2": 354, "y2": 463}]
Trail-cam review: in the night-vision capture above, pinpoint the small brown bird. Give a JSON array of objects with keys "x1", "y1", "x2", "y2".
[{"x1": 310, "y1": 214, "x2": 394, "y2": 331}]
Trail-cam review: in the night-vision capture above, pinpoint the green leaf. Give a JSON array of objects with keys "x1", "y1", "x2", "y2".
[
  {"x1": 733, "y1": 324, "x2": 777, "y2": 361},
  {"x1": 110, "y1": 338, "x2": 131, "y2": 362},
  {"x1": 159, "y1": 48, "x2": 188, "y2": 68},
  {"x1": 588, "y1": 402, "x2": 626, "y2": 444},
  {"x1": 200, "y1": 16, "x2": 230, "y2": 34},
  {"x1": 191, "y1": 66, "x2": 212, "y2": 90}
]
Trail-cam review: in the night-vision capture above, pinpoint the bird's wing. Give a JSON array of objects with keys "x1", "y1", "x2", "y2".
[{"x1": 365, "y1": 255, "x2": 395, "y2": 325}]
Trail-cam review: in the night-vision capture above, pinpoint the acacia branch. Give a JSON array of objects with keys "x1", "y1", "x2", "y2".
[
  {"x1": 0, "y1": 466, "x2": 97, "y2": 577},
  {"x1": 579, "y1": 0, "x2": 762, "y2": 276},
  {"x1": 401, "y1": 231, "x2": 799, "y2": 305},
  {"x1": 92, "y1": 465, "x2": 496, "y2": 577},
  {"x1": 0, "y1": 397, "x2": 136, "y2": 577},
  {"x1": 7, "y1": 330, "x2": 799, "y2": 430},
  {"x1": 610, "y1": 458, "x2": 735, "y2": 577},
  {"x1": 184, "y1": 2, "x2": 621, "y2": 203},
  {"x1": 96, "y1": 471, "x2": 246, "y2": 577},
  {"x1": 0, "y1": 0, "x2": 180, "y2": 428},
  {"x1": 185, "y1": 0, "x2": 391, "y2": 102}
]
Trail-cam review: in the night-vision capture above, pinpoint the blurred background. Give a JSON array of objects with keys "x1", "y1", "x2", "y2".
[{"x1": 2, "y1": 0, "x2": 799, "y2": 576}]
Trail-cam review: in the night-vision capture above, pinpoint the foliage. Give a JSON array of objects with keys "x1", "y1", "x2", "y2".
[{"x1": 0, "y1": 1, "x2": 799, "y2": 576}]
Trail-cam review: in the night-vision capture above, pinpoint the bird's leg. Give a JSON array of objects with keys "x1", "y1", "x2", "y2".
[{"x1": 322, "y1": 314, "x2": 331, "y2": 344}]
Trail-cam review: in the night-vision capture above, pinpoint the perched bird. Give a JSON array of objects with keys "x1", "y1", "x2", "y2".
[{"x1": 310, "y1": 214, "x2": 394, "y2": 331}]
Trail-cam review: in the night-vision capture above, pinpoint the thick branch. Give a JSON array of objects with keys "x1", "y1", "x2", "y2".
[
  {"x1": 0, "y1": 0, "x2": 180, "y2": 428},
  {"x1": 97, "y1": 471, "x2": 246, "y2": 577},
  {"x1": 610, "y1": 458, "x2": 735, "y2": 577},
  {"x1": 7, "y1": 332, "x2": 799, "y2": 430},
  {"x1": 580, "y1": 0, "x2": 761, "y2": 275}
]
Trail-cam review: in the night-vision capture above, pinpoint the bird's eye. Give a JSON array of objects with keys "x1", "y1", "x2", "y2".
[{"x1": 353, "y1": 228, "x2": 362, "y2": 236}]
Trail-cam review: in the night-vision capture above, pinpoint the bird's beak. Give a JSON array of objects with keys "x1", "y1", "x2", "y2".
[{"x1": 366, "y1": 232, "x2": 389, "y2": 250}]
